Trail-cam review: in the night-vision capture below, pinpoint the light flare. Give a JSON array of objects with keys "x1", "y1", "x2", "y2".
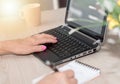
[{"x1": 1, "y1": 1, "x2": 21, "y2": 16}]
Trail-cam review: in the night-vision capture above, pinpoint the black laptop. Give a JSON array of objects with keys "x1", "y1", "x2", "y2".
[{"x1": 34, "y1": 0, "x2": 107, "y2": 65}]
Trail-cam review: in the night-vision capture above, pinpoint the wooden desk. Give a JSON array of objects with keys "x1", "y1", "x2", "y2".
[{"x1": 0, "y1": 8, "x2": 120, "y2": 84}]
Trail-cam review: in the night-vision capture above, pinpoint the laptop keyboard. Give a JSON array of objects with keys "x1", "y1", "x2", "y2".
[{"x1": 44, "y1": 28, "x2": 92, "y2": 59}]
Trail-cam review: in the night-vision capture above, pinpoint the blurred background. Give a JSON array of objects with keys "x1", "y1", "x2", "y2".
[
  {"x1": 0, "y1": 0, "x2": 67, "y2": 40},
  {"x1": 31, "y1": 0, "x2": 67, "y2": 10},
  {"x1": 0, "y1": 0, "x2": 67, "y2": 17},
  {"x1": 0, "y1": 0, "x2": 67, "y2": 10},
  {"x1": 0, "y1": 0, "x2": 68, "y2": 21}
]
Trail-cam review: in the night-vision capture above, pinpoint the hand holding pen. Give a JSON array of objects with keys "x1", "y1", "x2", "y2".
[{"x1": 43, "y1": 60, "x2": 77, "y2": 84}]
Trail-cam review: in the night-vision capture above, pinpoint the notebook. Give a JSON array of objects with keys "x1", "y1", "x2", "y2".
[
  {"x1": 32, "y1": 60, "x2": 100, "y2": 84},
  {"x1": 33, "y1": 0, "x2": 107, "y2": 65}
]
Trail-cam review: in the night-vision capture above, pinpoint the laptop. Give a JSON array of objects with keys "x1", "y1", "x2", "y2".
[{"x1": 33, "y1": 0, "x2": 107, "y2": 65}]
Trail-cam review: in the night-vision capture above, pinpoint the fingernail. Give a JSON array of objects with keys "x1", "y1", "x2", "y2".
[{"x1": 41, "y1": 45, "x2": 47, "y2": 51}]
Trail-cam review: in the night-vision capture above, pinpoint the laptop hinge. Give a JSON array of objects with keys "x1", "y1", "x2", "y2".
[
  {"x1": 63, "y1": 24, "x2": 96, "y2": 41},
  {"x1": 62, "y1": 24, "x2": 71, "y2": 28},
  {"x1": 93, "y1": 39, "x2": 102, "y2": 51},
  {"x1": 63, "y1": 24, "x2": 80, "y2": 34},
  {"x1": 93, "y1": 39, "x2": 101, "y2": 45}
]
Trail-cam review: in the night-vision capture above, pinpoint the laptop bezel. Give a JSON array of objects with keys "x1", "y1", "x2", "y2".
[{"x1": 64, "y1": 0, "x2": 107, "y2": 42}]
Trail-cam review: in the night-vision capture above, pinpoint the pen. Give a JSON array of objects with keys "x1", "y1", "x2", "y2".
[{"x1": 45, "y1": 60, "x2": 59, "y2": 72}]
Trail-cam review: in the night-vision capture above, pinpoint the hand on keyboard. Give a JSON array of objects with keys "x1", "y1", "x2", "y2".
[{"x1": 43, "y1": 28, "x2": 91, "y2": 59}]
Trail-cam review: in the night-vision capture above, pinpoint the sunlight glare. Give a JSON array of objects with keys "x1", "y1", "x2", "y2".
[{"x1": 1, "y1": 1, "x2": 20, "y2": 16}]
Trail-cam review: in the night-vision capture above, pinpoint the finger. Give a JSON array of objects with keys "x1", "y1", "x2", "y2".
[
  {"x1": 31, "y1": 34, "x2": 57, "y2": 45},
  {"x1": 63, "y1": 70, "x2": 74, "y2": 78},
  {"x1": 69, "y1": 78, "x2": 78, "y2": 84},
  {"x1": 42, "y1": 34, "x2": 57, "y2": 40},
  {"x1": 30, "y1": 45, "x2": 47, "y2": 53},
  {"x1": 33, "y1": 34, "x2": 57, "y2": 40},
  {"x1": 33, "y1": 38, "x2": 57, "y2": 45}
]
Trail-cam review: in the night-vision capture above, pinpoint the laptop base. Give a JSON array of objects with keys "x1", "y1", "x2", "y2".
[{"x1": 33, "y1": 25, "x2": 98, "y2": 65}]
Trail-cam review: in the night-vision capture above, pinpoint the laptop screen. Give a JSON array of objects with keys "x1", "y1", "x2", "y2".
[{"x1": 66, "y1": 0, "x2": 107, "y2": 40}]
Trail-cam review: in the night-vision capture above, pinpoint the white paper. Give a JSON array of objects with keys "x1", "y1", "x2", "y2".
[{"x1": 32, "y1": 61, "x2": 100, "y2": 84}]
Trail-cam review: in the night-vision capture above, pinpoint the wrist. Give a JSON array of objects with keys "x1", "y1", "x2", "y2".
[{"x1": 0, "y1": 41, "x2": 10, "y2": 55}]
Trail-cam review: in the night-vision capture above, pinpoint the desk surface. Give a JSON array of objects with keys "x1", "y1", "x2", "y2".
[{"x1": 0, "y1": 8, "x2": 120, "y2": 84}]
